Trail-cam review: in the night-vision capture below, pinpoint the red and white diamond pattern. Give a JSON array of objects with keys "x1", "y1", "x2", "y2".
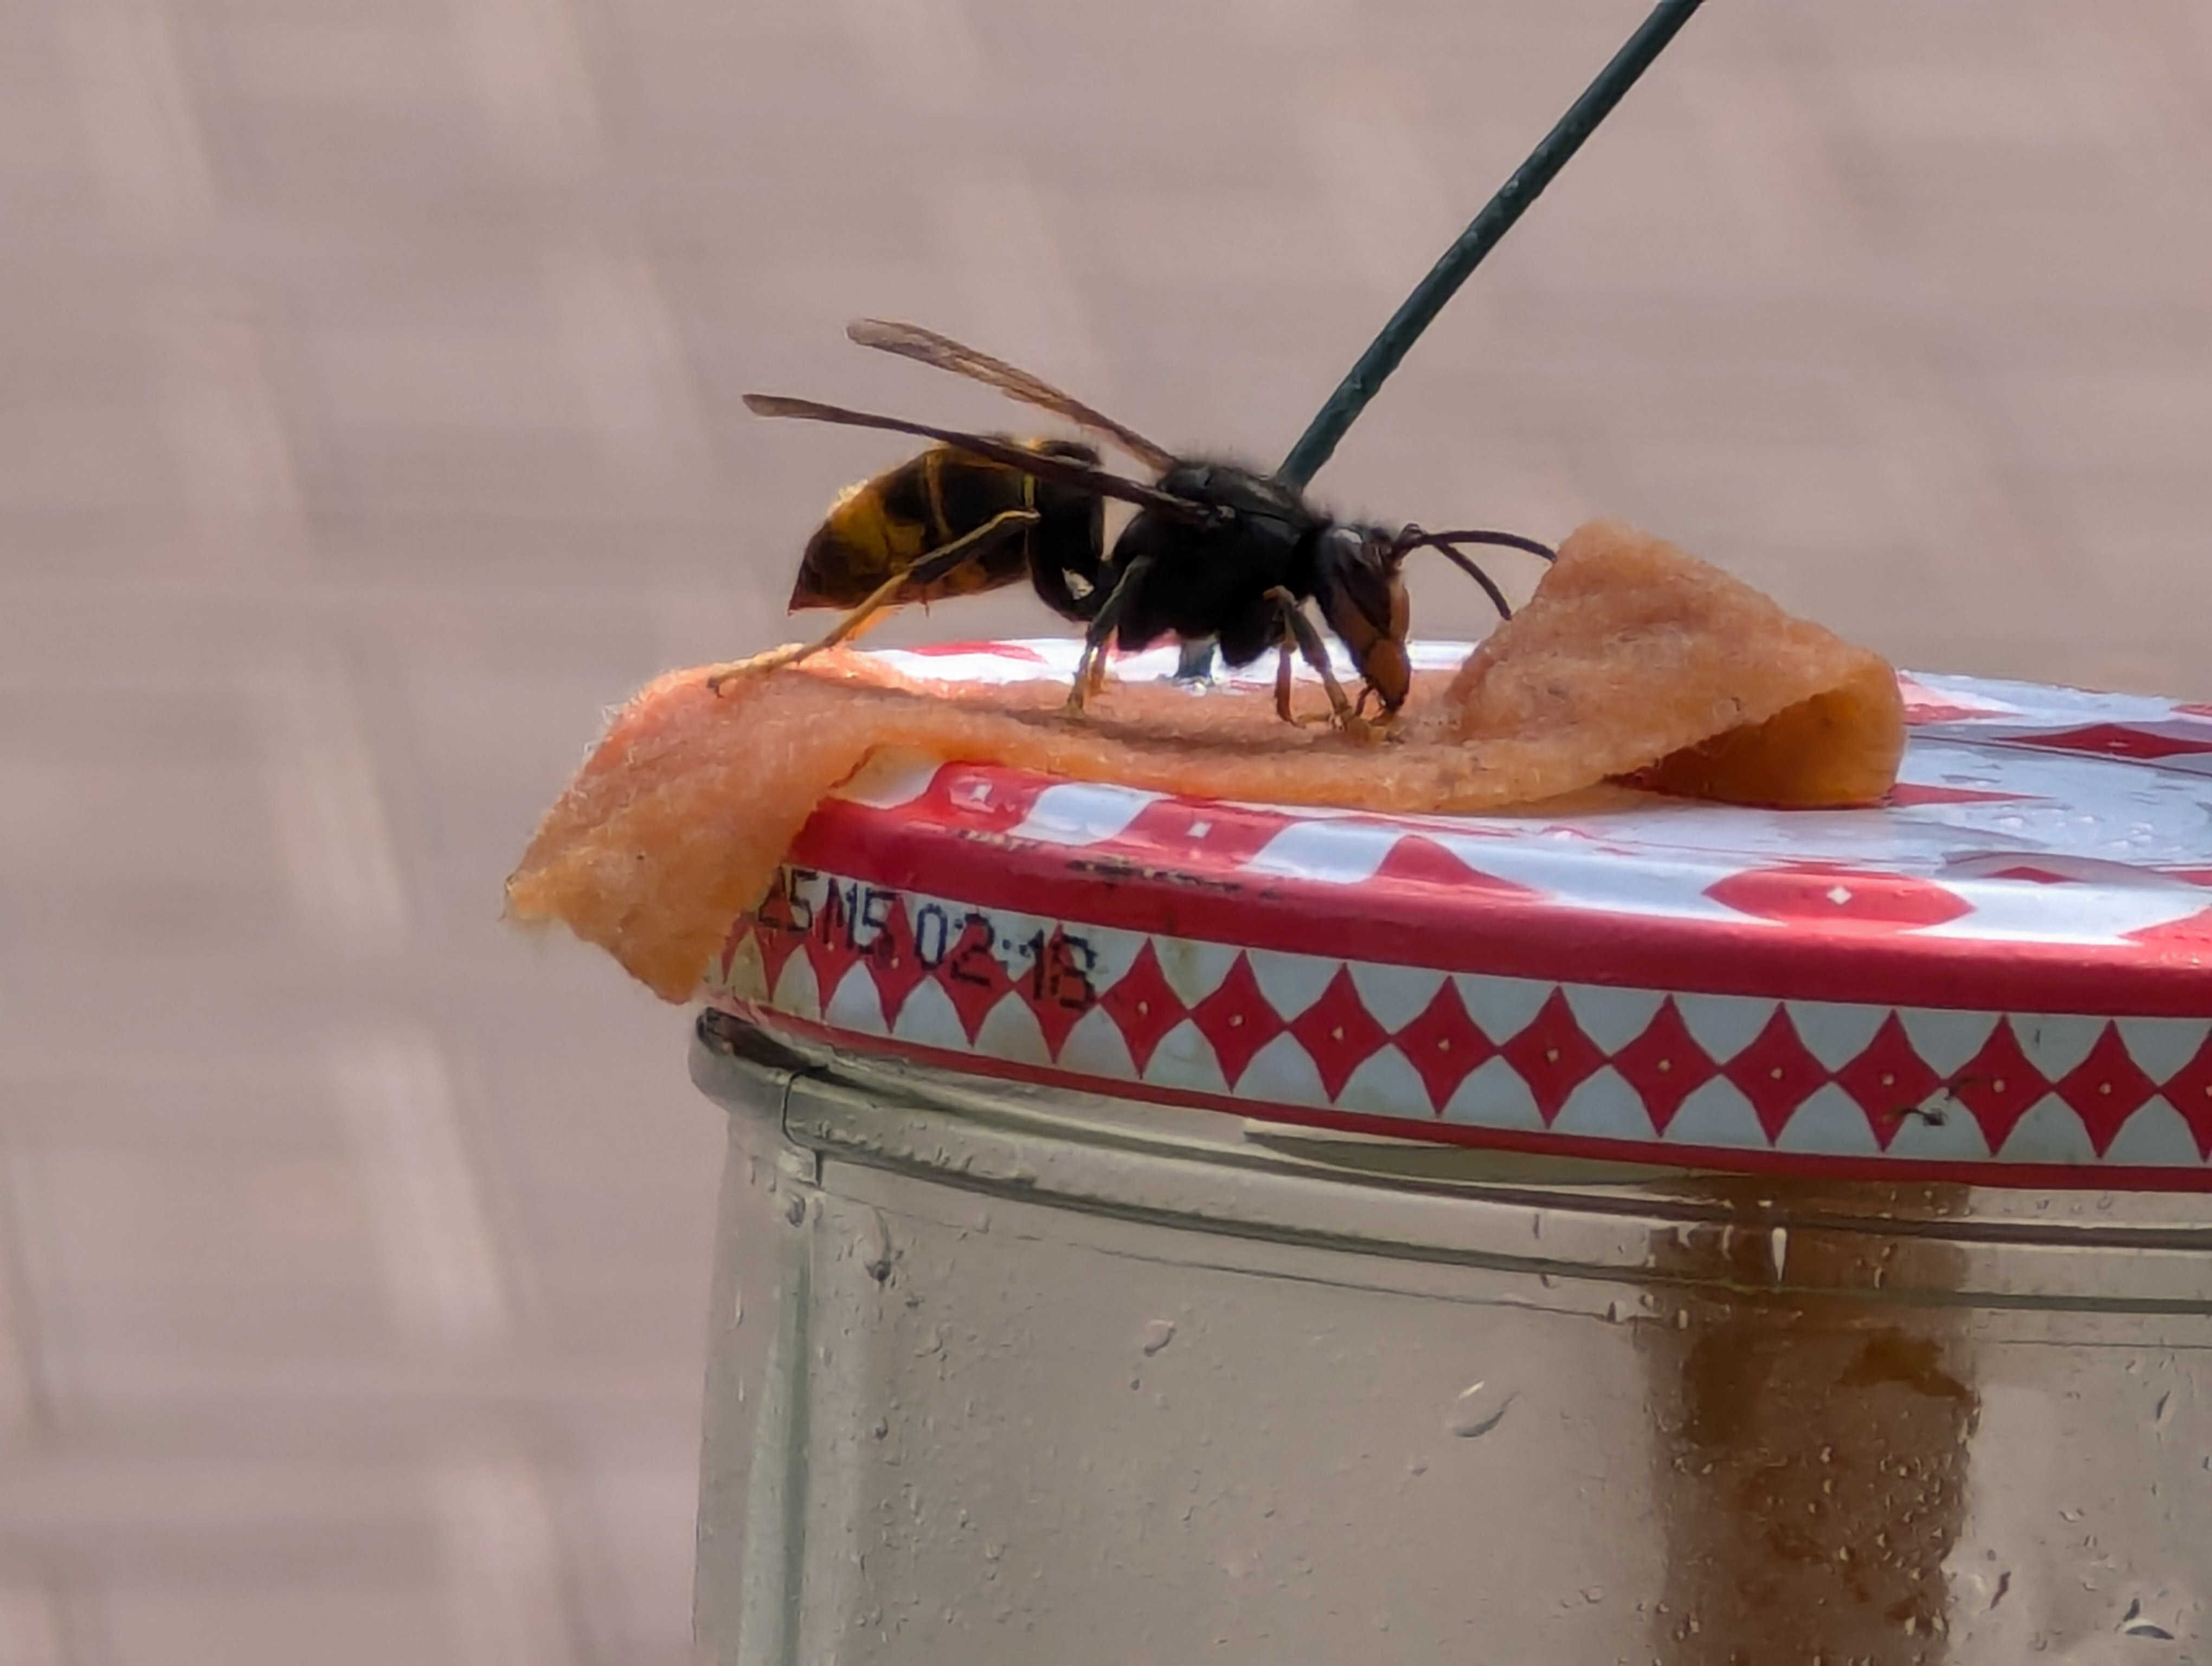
[
  {"x1": 708, "y1": 875, "x2": 2212, "y2": 1179},
  {"x1": 707, "y1": 650, "x2": 2212, "y2": 1185}
]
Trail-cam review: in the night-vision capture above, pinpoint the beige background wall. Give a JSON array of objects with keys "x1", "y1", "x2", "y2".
[{"x1": 4, "y1": 1, "x2": 2209, "y2": 1659}]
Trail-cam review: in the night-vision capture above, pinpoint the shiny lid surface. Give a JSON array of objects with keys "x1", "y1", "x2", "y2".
[{"x1": 706, "y1": 640, "x2": 2212, "y2": 1187}]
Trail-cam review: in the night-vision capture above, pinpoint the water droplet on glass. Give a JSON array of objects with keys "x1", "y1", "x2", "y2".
[
  {"x1": 1675, "y1": 1308, "x2": 1691, "y2": 1330},
  {"x1": 861, "y1": 1209, "x2": 894, "y2": 1284},
  {"x1": 1142, "y1": 1319, "x2": 1177, "y2": 1356},
  {"x1": 2153, "y1": 1391, "x2": 2172, "y2": 1429},
  {"x1": 2119, "y1": 1598, "x2": 2175, "y2": 1639},
  {"x1": 1445, "y1": 1380, "x2": 1513, "y2": 1439},
  {"x1": 785, "y1": 1194, "x2": 807, "y2": 1227},
  {"x1": 731, "y1": 1291, "x2": 745, "y2": 1328},
  {"x1": 2060, "y1": 1507, "x2": 2083, "y2": 1523},
  {"x1": 1770, "y1": 1226, "x2": 1789, "y2": 1281},
  {"x1": 1605, "y1": 1299, "x2": 1624, "y2": 1323}
]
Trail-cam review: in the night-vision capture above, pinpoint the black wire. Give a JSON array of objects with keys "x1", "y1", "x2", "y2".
[{"x1": 1277, "y1": 0, "x2": 1707, "y2": 489}]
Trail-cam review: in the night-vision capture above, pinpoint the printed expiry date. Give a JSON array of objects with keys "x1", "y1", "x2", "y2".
[{"x1": 755, "y1": 866, "x2": 1098, "y2": 1011}]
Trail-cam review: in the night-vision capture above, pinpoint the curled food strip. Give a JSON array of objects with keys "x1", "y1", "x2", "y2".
[{"x1": 507, "y1": 521, "x2": 1904, "y2": 1001}]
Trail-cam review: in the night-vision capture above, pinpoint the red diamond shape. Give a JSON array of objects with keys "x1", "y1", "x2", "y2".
[
  {"x1": 1025, "y1": 926, "x2": 1097, "y2": 1061},
  {"x1": 1720, "y1": 1009, "x2": 1831, "y2": 1141},
  {"x1": 931, "y1": 911, "x2": 1013, "y2": 1044},
  {"x1": 803, "y1": 879, "x2": 869, "y2": 1013},
  {"x1": 2154, "y1": 1033, "x2": 2212, "y2": 1157},
  {"x1": 867, "y1": 902, "x2": 932, "y2": 1029},
  {"x1": 1833, "y1": 1014, "x2": 1944, "y2": 1148},
  {"x1": 749, "y1": 869, "x2": 811, "y2": 996},
  {"x1": 1101, "y1": 800, "x2": 1295, "y2": 872},
  {"x1": 912, "y1": 764, "x2": 1052, "y2": 835},
  {"x1": 1898, "y1": 677, "x2": 2009, "y2": 725},
  {"x1": 1287, "y1": 966, "x2": 1392, "y2": 1101},
  {"x1": 1096, "y1": 940, "x2": 1188, "y2": 1074},
  {"x1": 1705, "y1": 864, "x2": 1972, "y2": 932},
  {"x1": 1497, "y1": 989, "x2": 1607, "y2": 1125},
  {"x1": 1945, "y1": 1021, "x2": 2053, "y2": 1153},
  {"x1": 2054, "y1": 1023, "x2": 2159, "y2": 1156},
  {"x1": 1609, "y1": 999, "x2": 1717, "y2": 1134},
  {"x1": 712, "y1": 922, "x2": 751, "y2": 990},
  {"x1": 1886, "y1": 782, "x2": 2027, "y2": 808},
  {"x1": 2008, "y1": 723, "x2": 2212, "y2": 762},
  {"x1": 1187, "y1": 953, "x2": 1287, "y2": 1087},
  {"x1": 1369, "y1": 834, "x2": 1540, "y2": 897},
  {"x1": 1393, "y1": 981, "x2": 1497, "y2": 1114},
  {"x1": 2127, "y1": 907, "x2": 2212, "y2": 952}
]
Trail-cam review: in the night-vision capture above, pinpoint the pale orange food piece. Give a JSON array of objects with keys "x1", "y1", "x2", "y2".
[
  {"x1": 1431, "y1": 523, "x2": 1905, "y2": 809},
  {"x1": 507, "y1": 521, "x2": 1903, "y2": 1001}
]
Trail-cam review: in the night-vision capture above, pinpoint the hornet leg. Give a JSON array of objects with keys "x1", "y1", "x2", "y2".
[
  {"x1": 707, "y1": 508, "x2": 1039, "y2": 695},
  {"x1": 1265, "y1": 587, "x2": 1371, "y2": 739},
  {"x1": 1063, "y1": 554, "x2": 1155, "y2": 718}
]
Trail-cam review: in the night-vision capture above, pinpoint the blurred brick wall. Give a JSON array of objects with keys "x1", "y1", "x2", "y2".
[{"x1": 2, "y1": 1, "x2": 2208, "y2": 1660}]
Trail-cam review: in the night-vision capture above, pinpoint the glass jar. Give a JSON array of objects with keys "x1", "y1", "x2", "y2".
[{"x1": 692, "y1": 1010, "x2": 2212, "y2": 1665}]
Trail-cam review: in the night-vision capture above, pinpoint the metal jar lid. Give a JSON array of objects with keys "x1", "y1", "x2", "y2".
[{"x1": 706, "y1": 640, "x2": 2212, "y2": 1189}]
